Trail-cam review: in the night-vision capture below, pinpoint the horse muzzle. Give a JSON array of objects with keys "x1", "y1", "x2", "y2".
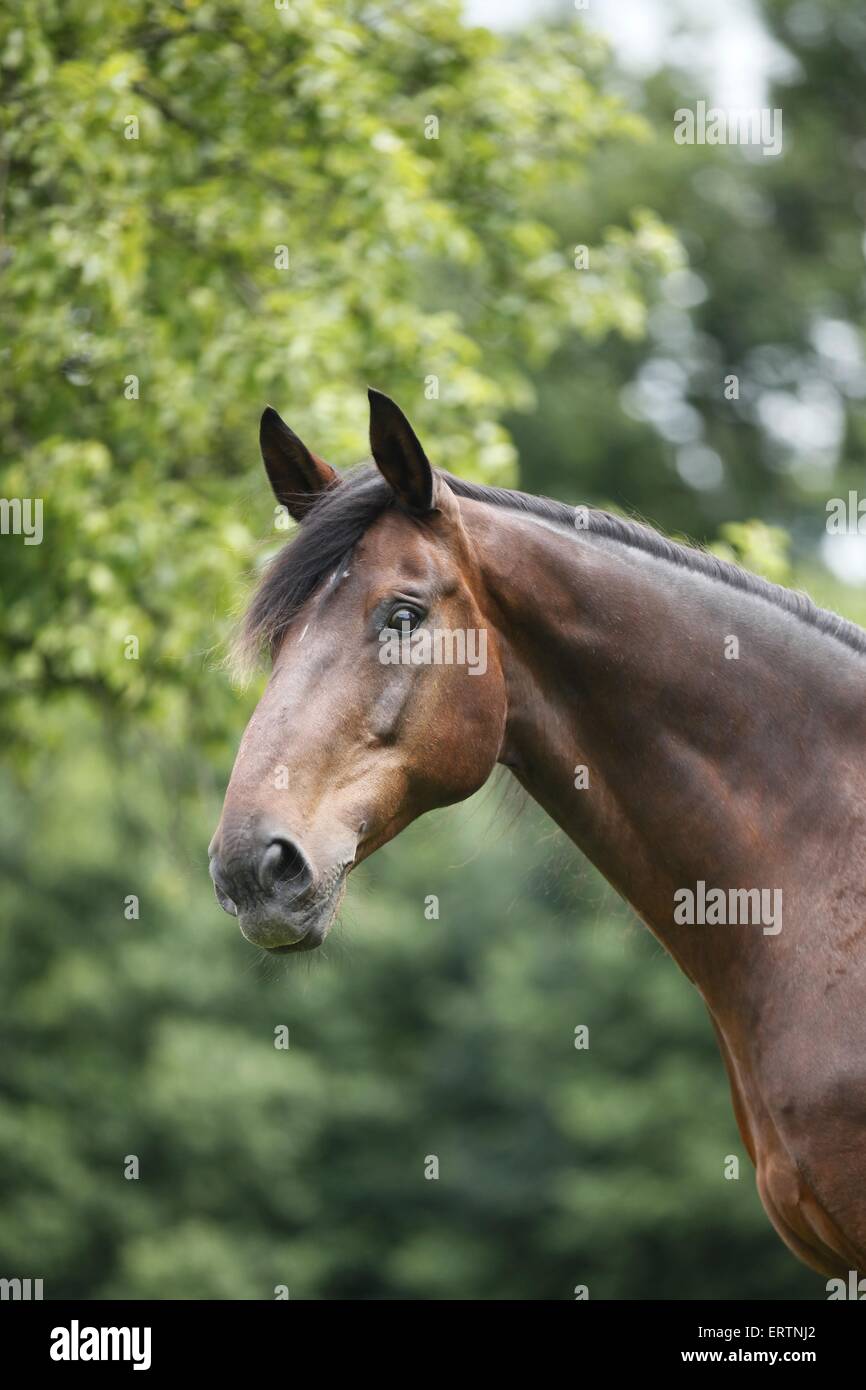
[{"x1": 208, "y1": 824, "x2": 348, "y2": 952}]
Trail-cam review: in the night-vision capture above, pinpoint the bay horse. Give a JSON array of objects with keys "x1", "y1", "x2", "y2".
[{"x1": 210, "y1": 389, "x2": 866, "y2": 1282}]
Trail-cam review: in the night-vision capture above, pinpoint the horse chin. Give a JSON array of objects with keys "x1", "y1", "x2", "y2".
[{"x1": 238, "y1": 875, "x2": 347, "y2": 954}]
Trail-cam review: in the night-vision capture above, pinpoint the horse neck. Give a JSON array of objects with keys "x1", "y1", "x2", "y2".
[{"x1": 462, "y1": 497, "x2": 861, "y2": 1007}]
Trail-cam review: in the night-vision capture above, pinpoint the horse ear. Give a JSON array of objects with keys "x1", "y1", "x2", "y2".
[
  {"x1": 259, "y1": 406, "x2": 338, "y2": 520},
  {"x1": 368, "y1": 388, "x2": 434, "y2": 515}
]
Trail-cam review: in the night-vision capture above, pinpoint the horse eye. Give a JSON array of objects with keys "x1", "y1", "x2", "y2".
[{"x1": 385, "y1": 604, "x2": 422, "y2": 632}]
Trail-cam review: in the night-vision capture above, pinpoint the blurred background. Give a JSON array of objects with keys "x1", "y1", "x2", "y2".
[{"x1": 2, "y1": 0, "x2": 864, "y2": 1299}]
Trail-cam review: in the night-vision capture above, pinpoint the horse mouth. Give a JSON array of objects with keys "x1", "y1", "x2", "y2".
[
  {"x1": 267, "y1": 934, "x2": 323, "y2": 955},
  {"x1": 240, "y1": 874, "x2": 348, "y2": 954}
]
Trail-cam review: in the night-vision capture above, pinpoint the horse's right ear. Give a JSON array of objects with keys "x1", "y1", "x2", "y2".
[{"x1": 259, "y1": 407, "x2": 339, "y2": 520}]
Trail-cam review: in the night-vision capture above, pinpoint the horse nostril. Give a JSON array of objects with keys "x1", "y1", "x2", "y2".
[{"x1": 259, "y1": 836, "x2": 313, "y2": 901}]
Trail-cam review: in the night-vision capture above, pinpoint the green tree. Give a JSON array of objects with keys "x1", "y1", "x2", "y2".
[
  {"x1": 519, "y1": 0, "x2": 866, "y2": 626},
  {"x1": 1, "y1": 0, "x2": 678, "y2": 749}
]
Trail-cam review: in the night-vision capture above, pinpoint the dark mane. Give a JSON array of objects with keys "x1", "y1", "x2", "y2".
[{"x1": 236, "y1": 464, "x2": 866, "y2": 667}]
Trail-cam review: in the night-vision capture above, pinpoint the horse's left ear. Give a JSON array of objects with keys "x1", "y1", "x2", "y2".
[
  {"x1": 259, "y1": 406, "x2": 339, "y2": 520},
  {"x1": 368, "y1": 388, "x2": 435, "y2": 515}
]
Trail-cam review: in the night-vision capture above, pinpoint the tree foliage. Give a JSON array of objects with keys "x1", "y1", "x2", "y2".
[{"x1": 1, "y1": 0, "x2": 677, "y2": 742}]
